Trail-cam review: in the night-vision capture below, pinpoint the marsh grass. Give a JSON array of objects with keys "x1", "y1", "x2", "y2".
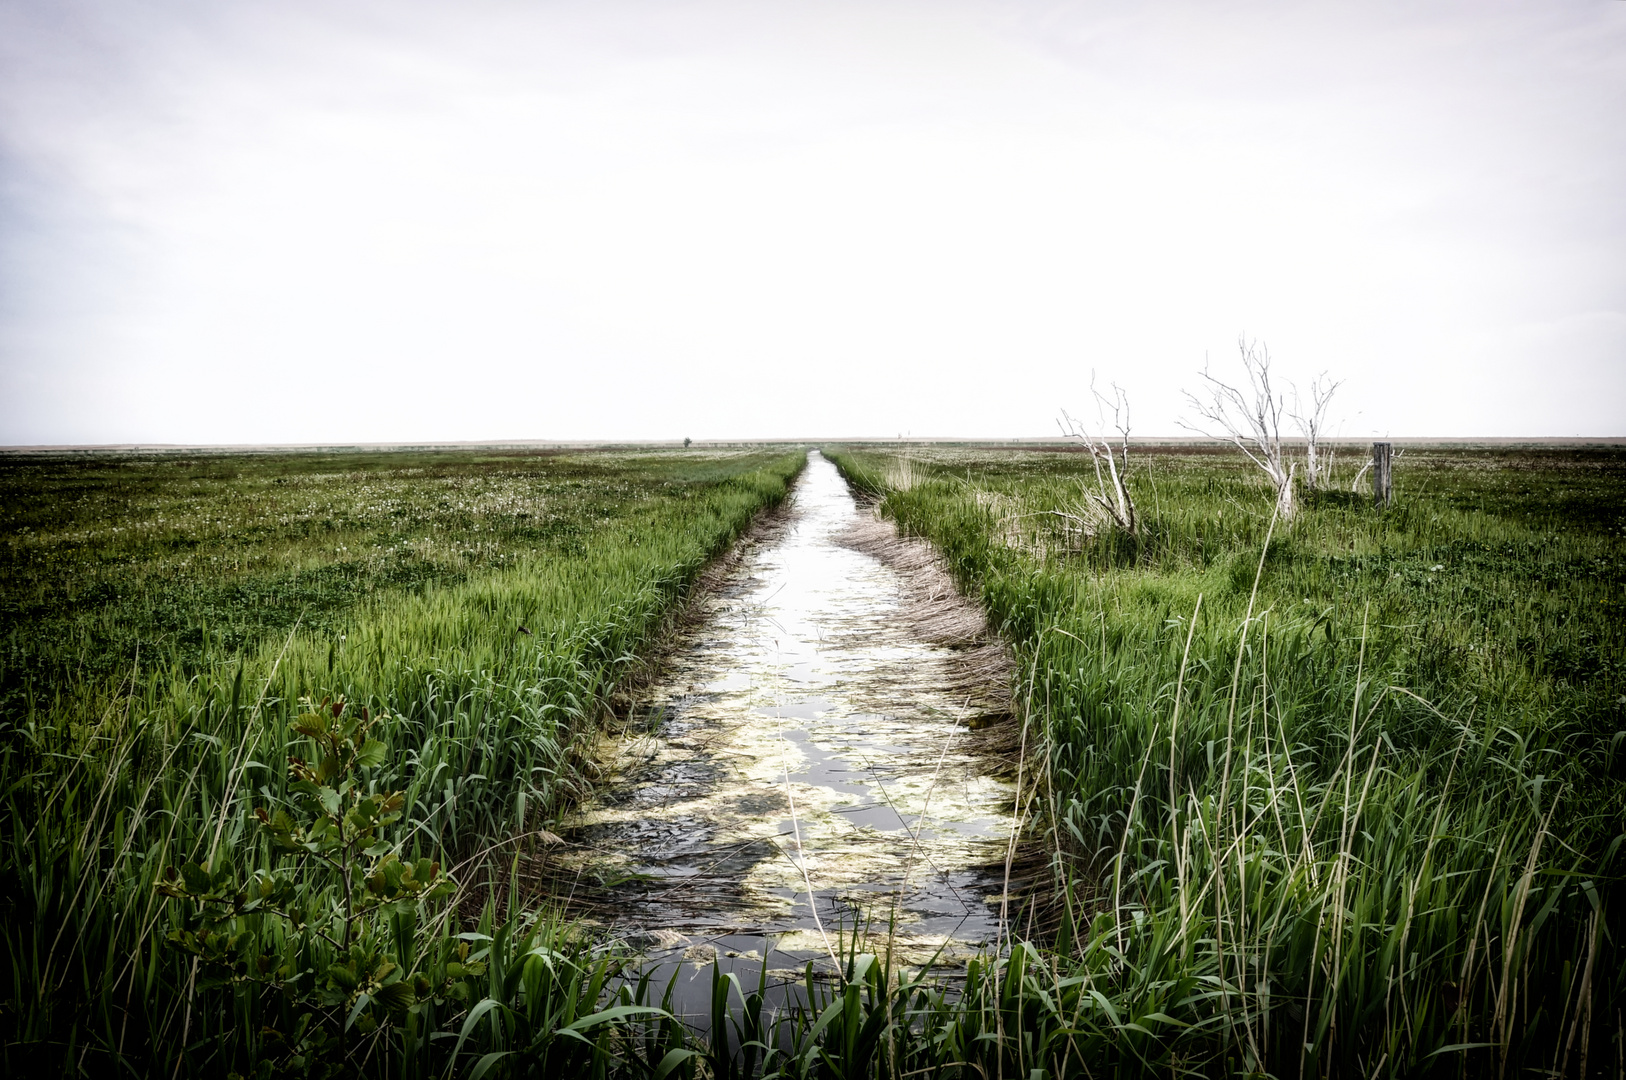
[
  {"x1": 822, "y1": 443, "x2": 1625, "y2": 1077},
  {"x1": 6, "y1": 441, "x2": 1621, "y2": 1077},
  {"x1": 0, "y1": 447, "x2": 804, "y2": 1076}
]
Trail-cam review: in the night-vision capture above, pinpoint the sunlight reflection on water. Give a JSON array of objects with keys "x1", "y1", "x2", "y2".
[{"x1": 557, "y1": 450, "x2": 1013, "y2": 1013}]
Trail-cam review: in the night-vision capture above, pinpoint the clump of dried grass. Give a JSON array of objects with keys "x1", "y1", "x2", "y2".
[
  {"x1": 972, "y1": 487, "x2": 1103, "y2": 562},
  {"x1": 884, "y1": 455, "x2": 921, "y2": 491}
]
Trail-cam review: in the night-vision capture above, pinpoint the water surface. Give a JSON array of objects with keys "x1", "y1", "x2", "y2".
[{"x1": 557, "y1": 451, "x2": 1012, "y2": 1011}]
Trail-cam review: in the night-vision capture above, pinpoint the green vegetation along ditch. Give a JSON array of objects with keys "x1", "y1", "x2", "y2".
[
  {"x1": 824, "y1": 443, "x2": 1625, "y2": 1078},
  {"x1": 0, "y1": 446, "x2": 804, "y2": 1077},
  {"x1": 3, "y1": 442, "x2": 1622, "y2": 1078}
]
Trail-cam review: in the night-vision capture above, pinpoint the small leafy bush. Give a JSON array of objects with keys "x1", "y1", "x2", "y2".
[{"x1": 159, "y1": 699, "x2": 468, "y2": 1075}]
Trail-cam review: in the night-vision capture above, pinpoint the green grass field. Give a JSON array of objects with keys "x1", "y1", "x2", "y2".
[
  {"x1": 2, "y1": 441, "x2": 1622, "y2": 1078},
  {"x1": 824, "y1": 442, "x2": 1625, "y2": 1078},
  {"x1": 0, "y1": 446, "x2": 805, "y2": 1077}
]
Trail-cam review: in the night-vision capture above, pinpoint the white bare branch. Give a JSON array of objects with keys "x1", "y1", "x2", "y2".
[
  {"x1": 1179, "y1": 337, "x2": 1297, "y2": 519},
  {"x1": 1057, "y1": 373, "x2": 1139, "y2": 537},
  {"x1": 1289, "y1": 372, "x2": 1342, "y2": 490},
  {"x1": 1351, "y1": 456, "x2": 1373, "y2": 493}
]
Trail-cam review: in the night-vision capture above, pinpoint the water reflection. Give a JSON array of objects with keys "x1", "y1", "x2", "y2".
[{"x1": 556, "y1": 451, "x2": 1012, "y2": 1014}]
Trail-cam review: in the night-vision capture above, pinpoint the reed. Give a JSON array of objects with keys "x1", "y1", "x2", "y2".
[
  {"x1": 819, "y1": 443, "x2": 1624, "y2": 1077},
  {"x1": 0, "y1": 447, "x2": 803, "y2": 1076}
]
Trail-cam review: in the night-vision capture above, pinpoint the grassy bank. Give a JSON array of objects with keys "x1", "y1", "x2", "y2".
[
  {"x1": 0, "y1": 447, "x2": 804, "y2": 1076},
  {"x1": 825, "y1": 443, "x2": 1624, "y2": 1077}
]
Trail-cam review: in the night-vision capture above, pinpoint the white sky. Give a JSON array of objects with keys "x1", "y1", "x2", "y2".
[{"x1": 1, "y1": 0, "x2": 1622, "y2": 444}]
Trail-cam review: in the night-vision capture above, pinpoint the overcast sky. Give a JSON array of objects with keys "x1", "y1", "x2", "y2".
[{"x1": 1, "y1": 0, "x2": 1622, "y2": 444}]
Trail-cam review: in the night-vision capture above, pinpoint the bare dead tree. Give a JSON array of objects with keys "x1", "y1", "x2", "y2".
[
  {"x1": 1289, "y1": 372, "x2": 1342, "y2": 491},
  {"x1": 1181, "y1": 337, "x2": 1298, "y2": 520},
  {"x1": 1058, "y1": 374, "x2": 1138, "y2": 537}
]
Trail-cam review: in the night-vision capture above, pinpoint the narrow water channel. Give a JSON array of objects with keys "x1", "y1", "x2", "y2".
[{"x1": 555, "y1": 450, "x2": 1013, "y2": 1014}]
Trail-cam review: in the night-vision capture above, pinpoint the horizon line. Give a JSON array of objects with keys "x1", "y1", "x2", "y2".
[{"x1": 5, "y1": 435, "x2": 1626, "y2": 455}]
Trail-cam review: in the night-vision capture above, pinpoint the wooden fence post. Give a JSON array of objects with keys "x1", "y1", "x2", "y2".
[{"x1": 1372, "y1": 441, "x2": 1393, "y2": 508}]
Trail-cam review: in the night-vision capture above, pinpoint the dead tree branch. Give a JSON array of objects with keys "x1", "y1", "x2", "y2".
[
  {"x1": 1181, "y1": 337, "x2": 1298, "y2": 519},
  {"x1": 1058, "y1": 375, "x2": 1138, "y2": 537},
  {"x1": 1290, "y1": 372, "x2": 1342, "y2": 491},
  {"x1": 1350, "y1": 456, "x2": 1373, "y2": 494}
]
